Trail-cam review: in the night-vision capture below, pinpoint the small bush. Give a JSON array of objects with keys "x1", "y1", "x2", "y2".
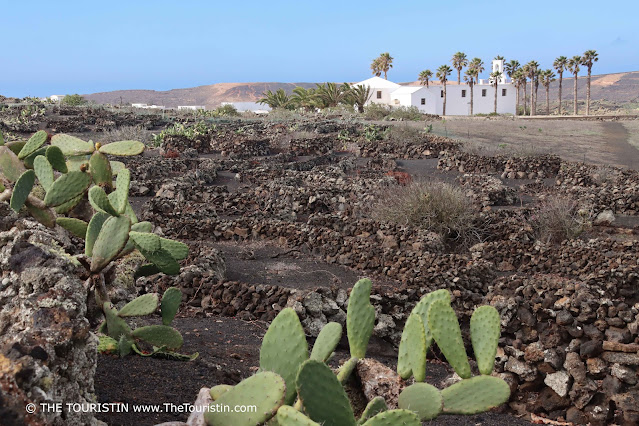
[
  {"x1": 531, "y1": 196, "x2": 592, "y2": 244},
  {"x1": 101, "y1": 125, "x2": 153, "y2": 144},
  {"x1": 371, "y1": 180, "x2": 478, "y2": 244},
  {"x1": 364, "y1": 103, "x2": 391, "y2": 120},
  {"x1": 61, "y1": 94, "x2": 87, "y2": 106},
  {"x1": 386, "y1": 106, "x2": 423, "y2": 121},
  {"x1": 213, "y1": 104, "x2": 240, "y2": 117}
]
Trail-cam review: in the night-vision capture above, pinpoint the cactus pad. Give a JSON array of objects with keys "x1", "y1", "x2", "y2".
[
  {"x1": 66, "y1": 156, "x2": 90, "y2": 172},
  {"x1": 118, "y1": 335, "x2": 133, "y2": 357},
  {"x1": 85, "y1": 212, "x2": 109, "y2": 256},
  {"x1": 118, "y1": 293, "x2": 159, "y2": 317},
  {"x1": 108, "y1": 169, "x2": 130, "y2": 214},
  {"x1": 89, "y1": 151, "x2": 113, "y2": 188},
  {"x1": 45, "y1": 146, "x2": 67, "y2": 173},
  {"x1": 260, "y1": 308, "x2": 309, "y2": 405},
  {"x1": 159, "y1": 237, "x2": 189, "y2": 260},
  {"x1": 90, "y1": 215, "x2": 131, "y2": 272},
  {"x1": 103, "y1": 302, "x2": 132, "y2": 340},
  {"x1": 470, "y1": 306, "x2": 501, "y2": 375},
  {"x1": 297, "y1": 360, "x2": 357, "y2": 426},
  {"x1": 97, "y1": 336, "x2": 118, "y2": 354},
  {"x1": 99, "y1": 140, "x2": 145, "y2": 156},
  {"x1": 109, "y1": 160, "x2": 125, "y2": 176},
  {"x1": 346, "y1": 278, "x2": 375, "y2": 359},
  {"x1": 310, "y1": 322, "x2": 342, "y2": 362},
  {"x1": 428, "y1": 299, "x2": 471, "y2": 379},
  {"x1": 9, "y1": 170, "x2": 35, "y2": 212},
  {"x1": 359, "y1": 397, "x2": 387, "y2": 424},
  {"x1": 411, "y1": 289, "x2": 450, "y2": 350},
  {"x1": 89, "y1": 186, "x2": 119, "y2": 216},
  {"x1": 17, "y1": 130, "x2": 48, "y2": 159},
  {"x1": 44, "y1": 170, "x2": 92, "y2": 206},
  {"x1": 25, "y1": 202, "x2": 56, "y2": 228},
  {"x1": 0, "y1": 146, "x2": 25, "y2": 182},
  {"x1": 337, "y1": 357, "x2": 358, "y2": 384},
  {"x1": 161, "y1": 287, "x2": 182, "y2": 325},
  {"x1": 134, "y1": 263, "x2": 161, "y2": 278},
  {"x1": 398, "y1": 383, "x2": 443, "y2": 421},
  {"x1": 209, "y1": 384, "x2": 233, "y2": 401},
  {"x1": 56, "y1": 217, "x2": 88, "y2": 239},
  {"x1": 204, "y1": 372, "x2": 286, "y2": 426},
  {"x1": 441, "y1": 375, "x2": 510, "y2": 415},
  {"x1": 23, "y1": 148, "x2": 48, "y2": 169},
  {"x1": 131, "y1": 325, "x2": 183, "y2": 350},
  {"x1": 129, "y1": 231, "x2": 161, "y2": 252},
  {"x1": 51, "y1": 134, "x2": 95, "y2": 155},
  {"x1": 54, "y1": 193, "x2": 84, "y2": 214},
  {"x1": 397, "y1": 313, "x2": 427, "y2": 382},
  {"x1": 138, "y1": 247, "x2": 180, "y2": 275},
  {"x1": 361, "y1": 410, "x2": 420, "y2": 426},
  {"x1": 33, "y1": 155, "x2": 54, "y2": 192},
  {"x1": 276, "y1": 406, "x2": 320, "y2": 426}
]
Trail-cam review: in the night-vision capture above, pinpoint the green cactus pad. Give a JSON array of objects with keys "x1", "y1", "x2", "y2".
[
  {"x1": 44, "y1": 170, "x2": 92, "y2": 207},
  {"x1": 134, "y1": 263, "x2": 161, "y2": 279},
  {"x1": 118, "y1": 335, "x2": 133, "y2": 357},
  {"x1": 51, "y1": 134, "x2": 95, "y2": 156},
  {"x1": 66, "y1": 156, "x2": 90, "y2": 172},
  {"x1": 97, "y1": 335, "x2": 118, "y2": 354},
  {"x1": 0, "y1": 146, "x2": 26, "y2": 182},
  {"x1": 260, "y1": 308, "x2": 309, "y2": 405},
  {"x1": 108, "y1": 169, "x2": 130, "y2": 214},
  {"x1": 362, "y1": 409, "x2": 420, "y2": 426},
  {"x1": 99, "y1": 140, "x2": 145, "y2": 156},
  {"x1": 159, "y1": 237, "x2": 189, "y2": 260},
  {"x1": 85, "y1": 212, "x2": 109, "y2": 256},
  {"x1": 411, "y1": 289, "x2": 450, "y2": 351},
  {"x1": 121, "y1": 220, "x2": 152, "y2": 254},
  {"x1": 428, "y1": 299, "x2": 471, "y2": 379},
  {"x1": 297, "y1": 360, "x2": 357, "y2": 426},
  {"x1": 109, "y1": 160, "x2": 125, "y2": 176},
  {"x1": 103, "y1": 302, "x2": 132, "y2": 340},
  {"x1": 45, "y1": 146, "x2": 67, "y2": 173},
  {"x1": 25, "y1": 202, "x2": 56, "y2": 228},
  {"x1": 310, "y1": 322, "x2": 342, "y2": 362},
  {"x1": 138, "y1": 247, "x2": 181, "y2": 275},
  {"x1": 131, "y1": 325, "x2": 183, "y2": 350},
  {"x1": 54, "y1": 193, "x2": 84, "y2": 214},
  {"x1": 89, "y1": 151, "x2": 113, "y2": 188},
  {"x1": 118, "y1": 293, "x2": 159, "y2": 317},
  {"x1": 161, "y1": 287, "x2": 182, "y2": 325},
  {"x1": 398, "y1": 383, "x2": 443, "y2": 421},
  {"x1": 441, "y1": 375, "x2": 510, "y2": 415},
  {"x1": 337, "y1": 357, "x2": 358, "y2": 384},
  {"x1": 5, "y1": 141, "x2": 25, "y2": 156},
  {"x1": 397, "y1": 313, "x2": 427, "y2": 382},
  {"x1": 90, "y1": 215, "x2": 131, "y2": 272},
  {"x1": 277, "y1": 406, "x2": 321, "y2": 426},
  {"x1": 470, "y1": 306, "x2": 501, "y2": 375},
  {"x1": 209, "y1": 384, "x2": 233, "y2": 401},
  {"x1": 88, "y1": 186, "x2": 119, "y2": 216},
  {"x1": 204, "y1": 372, "x2": 286, "y2": 426},
  {"x1": 33, "y1": 155, "x2": 54, "y2": 192},
  {"x1": 346, "y1": 278, "x2": 375, "y2": 359},
  {"x1": 22, "y1": 147, "x2": 48, "y2": 169},
  {"x1": 56, "y1": 217, "x2": 88, "y2": 239},
  {"x1": 129, "y1": 231, "x2": 161, "y2": 252},
  {"x1": 359, "y1": 397, "x2": 387, "y2": 424},
  {"x1": 124, "y1": 202, "x2": 138, "y2": 224},
  {"x1": 17, "y1": 130, "x2": 48, "y2": 159},
  {"x1": 0, "y1": 130, "x2": 4, "y2": 146},
  {"x1": 10, "y1": 170, "x2": 35, "y2": 212}
]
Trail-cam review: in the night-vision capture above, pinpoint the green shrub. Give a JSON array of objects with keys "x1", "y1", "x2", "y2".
[
  {"x1": 213, "y1": 104, "x2": 240, "y2": 117},
  {"x1": 61, "y1": 94, "x2": 87, "y2": 106},
  {"x1": 364, "y1": 103, "x2": 391, "y2": 120},
  {"x1": 386, "y1": 106, "x2": 424, "y2": 121}
]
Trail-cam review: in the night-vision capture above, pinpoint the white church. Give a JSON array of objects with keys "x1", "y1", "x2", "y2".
[{"x1": 355, "y1": 59, "x2": 516, "y2": 116}]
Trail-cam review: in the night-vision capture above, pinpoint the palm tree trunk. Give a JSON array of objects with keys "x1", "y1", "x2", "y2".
[
  {"x1": 470, "y1": 84, "x2": 474, "y2": 115},
  {"x1": 516, "y1": 85, "x2": 520, "y2": 115},
  {"x1": 530, "y1": 79, "x2": 534, "y2": 116},
  {"x1": 546, "y1": 85, "x2": 550, "y2": 115},
  {"x1": 586, "y1": 68, "x2": 592, "y2": 115},
  {"x1": 558, "y1": 72, "x2": 563, "y2": 115},
  {"x1": 494, "y1": 84, "x2": 498, "y2": 114},
  {"x1": 573, "y1": 74, "x2": 578, "y2": 115},
  {"x1": 384, "y1": 70, "x2": 387, "y2": 80},
  {"x1": 443, "y1": 82, "x2": 447, "y2": 116},
  {"x1": 534, "y1": 83, "x2": 539, "y2": 116},
  {"x1": 458, "y1": 70, "x2": 461, "y2": 84},
  {"x1": 523, "y1": 83, "x2": 527, "y2": 115}
]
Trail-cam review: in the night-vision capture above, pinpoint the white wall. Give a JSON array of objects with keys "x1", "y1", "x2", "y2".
[
  {"x1": 432, "y1": 84, "x2": 516, "y2": 116},
  {"x1": 367, "y1": 88, "x2": 395, "y2": 106}
]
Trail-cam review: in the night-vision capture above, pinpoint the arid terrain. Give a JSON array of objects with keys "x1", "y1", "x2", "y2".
[{"x1": 2, "y1": 104, "x2": 639, "y2": 426}]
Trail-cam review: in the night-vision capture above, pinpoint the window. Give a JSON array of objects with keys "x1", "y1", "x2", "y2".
[
  {"x1": 420, "y1": 98, "x2": 425, "y2": 105},
  {"x1": 482, "y1": 89, "x2": 487, "y2": 97},
  {"x1": 377, "y1": 91, "x2": 382, "y2": 99},
  {"x1": 461, "y1": 90, "x2": 466, "y2": 98},
  {"x1": 502, "y1": 88, "x2": 507, "y2": 96},
  {"x1": 441, "y1": 90, "x2": 444, "y2": 98}
]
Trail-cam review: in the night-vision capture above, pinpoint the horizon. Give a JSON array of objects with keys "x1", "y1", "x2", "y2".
[{"x1": 4, "y1": 0, "x2": 638, "y2": 98}]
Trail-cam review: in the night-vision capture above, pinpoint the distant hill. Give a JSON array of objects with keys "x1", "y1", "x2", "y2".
[{"x1": 84, "y1": 72, "x2": 639, "y2": 108}]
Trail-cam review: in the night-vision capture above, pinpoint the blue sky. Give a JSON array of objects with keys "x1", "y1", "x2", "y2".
[{"x1": 3, "y1": 0, "x2": 638, "y2": 97}]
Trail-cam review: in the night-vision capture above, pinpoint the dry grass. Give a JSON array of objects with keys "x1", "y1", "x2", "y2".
[
  {"x1": 531, "y1": 195, "x2": 592, "y2": 244},
  {"x1": 100, "y1": 125, "x2": 153, "y2": 144}
]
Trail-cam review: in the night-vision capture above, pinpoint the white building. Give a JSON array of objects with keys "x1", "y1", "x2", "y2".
[
  {"x1": 178, "y1": 105, "x2": 206, "y2": 111},
  {"x1": 50, "y1": 95, "x2": 66, "y2": 102},
  {"x1": 131, "y1": 103, "x2": 166, "y2": 109},
  {"x1": 220, "y1": 101, "x2": 271, "y2": 114},
  {"x1": 354, "y1": 60, "x2": 516, "y2": 116}
]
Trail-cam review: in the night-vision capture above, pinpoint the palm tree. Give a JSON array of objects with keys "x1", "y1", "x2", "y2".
[
  {"x1": 581, "y1": 50, "x2": 599, "y2": 115},
  {"x1": 533, "y1": 69, "x2": 541, "y2": 115},
  {"x1": 464, "y1": 68, "x2": 478, "y2": 115},
  {"x1": 512, "y1": 69, "x2": 525, "y2": 115},
  {"x1": 314, "y1": 82, "x2": 349, "y2": 108},
  {"x1": 346, "y1": 84, "x2": 372, "y2": 113},
  {"x1": 553, "y1": 56, "x2": 568, "y2": 115},
  {"x1": 371, "y1": 53, "x2": 393, "y2": 80},
  {"x1": 568, "y1": 55, "x2": 582, "y2": 115},
  {"x1": 258, "y1": 89, "x2": 295, "y2": 110},
  {"x1": 370, "y1": 57, "x2": 382, "y2": 77},
  {"x1": 469, "y1": 58, "x2": 484, "y2": 84},
  {"x1": 418, "y1": 70, "x2": 433, "y2": 87},
  {"x1": 504, "y1": 60, "x2": 520, "y2": 82},
  {"x1": 451, "y1": 52, "x2": 468, "y2": 84},
  {"x1": 436, "y1": 65, "x2": 452, "y2": 116},
  {"x1": 540, "y1": 70, "x2": 556, "y2": 115},
  {"x1": 291, "y1": 86, "x2": 317, "y2": 111},
  {"x1": 494, "y1": 55, "x2": 505, "y2": 61},
  {"x1": 490, "y1": 71, "x2": 502, "y2": 114},
  {"x1": 524, "y1": 61, "x2": 539, "y2": 115}
]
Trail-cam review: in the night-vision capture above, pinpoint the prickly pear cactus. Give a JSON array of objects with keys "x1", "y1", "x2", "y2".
[
  {"x1": 161, "y1": 287, "x2": 182, "y2": 325},
  {"x1": 98, "y1": 140, "x2": 145, "y2": 156},
  {"x1": 260, "y1": 308, "x2": 309, "y2": 405},
  {"x1": 44, "y1": 170, "x2": 92, "y2": 206},
  {"x1": 276, "y1": 405, "x2": 320, "y2": 426},
  {"x1": 17, "y1": 130, "x2": 48, "y2": 159},
  {"x1": 441, "y1": 375, "x2": 510, "y2": 415},
  {"x1": 336, "y1": 357, "x2": 358, "y2": 384},
  {"x1": 397, "y1": 313, "x2": 427, "y2": 382},
  {"x1": 358, "y1": 397, "x2": 387, "y2": 424},
  {"x1": 470, "y1": 306, "x2": 501, "y2": 375},
  {"x1": 210, "y1": 384, "x2": 233, "y2": 401},
  {"x1": 56, "y1": 217, "x2": 88, "y2": 239},
  {"x1": 9, "y1": 170, "x2": 35, "y2": 212},
  {"x1": 204, "y1": 372, "x2": 286, "y2": 426},
  {"x1": 410, "y1": 289, "x2": 450, "y2": 351},
  {"x1": 90, "y1": 215, "x2": 131, "y2": 272},
  {"x1": 346, "y1": 278, "x2": 375, "y2": 359},
  {"x1": 118, "y1": 293, "x2": 159, "y2": 317},
  {"x1": 428, "y1": 299, "x2": 471, "y2": 379},
  {"x1": 310, "y1": 322, "x2": 342, "y2": 362},
  {"x1": 398, "y1": 383, "x2": 442, "y2": 421},
  {"x1": 360, "y1": 409, "x2": 420, "y2": 426}
]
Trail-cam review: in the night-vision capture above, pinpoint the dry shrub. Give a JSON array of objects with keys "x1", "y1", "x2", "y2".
[
  {"x1": 371, "y1": 180, "x2": 479, "y2": 244},
  {"x1": 101, "y1": 125, "x2": 152, "y2": 144},
  {"x1": 531, "y1": 195, "x2": 592, "y2": 244}
]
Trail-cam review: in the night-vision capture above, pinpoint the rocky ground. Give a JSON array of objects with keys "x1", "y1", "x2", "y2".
[{"x1": 2, "y1": 105, "x2": 639, "y2": 425}]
